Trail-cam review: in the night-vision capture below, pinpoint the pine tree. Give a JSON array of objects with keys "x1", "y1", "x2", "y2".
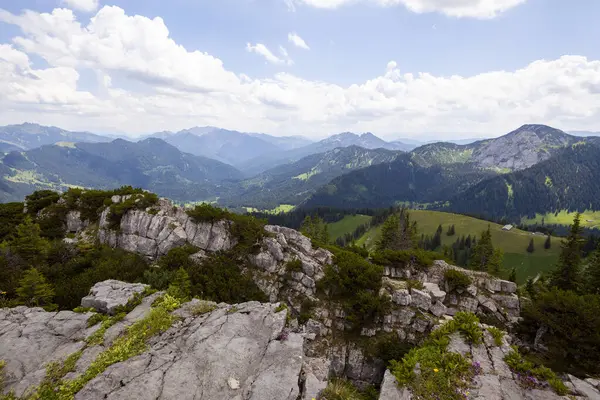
[
  {"x1": 375, "y1": 209, "x2": 417, "y2": 251},
  {"x1": 487, "y1": 248, "x2": 504, "y2": 277},
  {"x1": 167, "y1": 267, "x2": 191, "y2": 301},
  {"x1": 446, "y1": 224, "x2": 456, "y2": 236},
  {"x1": 584, "y1": 245, "x2": 600, "y2": 295},
  {"x1": 544, "y1": 235, "x2": 551, "y2": 250},
  {"x1": 508, "y1": 267, "x2": 517, "y2": 283},
  {"x1": 16, "y1": 268, "x2": 55, "y2": 308},
  {"x1": 436, "y1": 224, "x2": 443, "y2": 235},
  {"x1": 469, "y1": 226, "x2": 494, "y2": 272},
  {"x1": 527, "y1": 238, "x2": 535, "y2": 253},
  {"x1": 11, "y1": 216, "x2": 49, "y2": 265},
  {"x1": 551, "y1": 213, "x2": 584, "y2": 291}
]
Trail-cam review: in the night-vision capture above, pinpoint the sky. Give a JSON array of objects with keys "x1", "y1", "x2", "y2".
[{"x1": 0, "y1": 0, "x2": 599, "y2": 140}]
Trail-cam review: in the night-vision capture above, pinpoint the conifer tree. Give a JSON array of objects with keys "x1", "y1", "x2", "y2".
[
  {"x1": 167, "y1": 267, "x2": 191, "y2": 300},
  {"x1": 11, "y1": 216, "x2": 49, "y2": 265},
  {"x1": 527, "y1": 238, "x2": 535, "y2": 253},
  {"x1": 551, "y1": 213, "x2": 584, "y2": 292},
  {"x1": 544, "y1": 235, "x2": 551, "y2": 250},
  {"x1": 375, "y1": 209, "x2": 417, "y2": 251},
  {"x1": 508, "y1": 267, "x2": 517, "y2": 283},
  {"x1": 16, "y1": 268, "x2": 55, "y2": 308},
  {"x1": 447, "y1": 224, "x2": 456, "y2": 236},
  {"x1": 584, "y1": 245, "x2": 600, "y2": 295},
  {"x1": 469, "y1": 226, "x2": 494, "y2": 272}
]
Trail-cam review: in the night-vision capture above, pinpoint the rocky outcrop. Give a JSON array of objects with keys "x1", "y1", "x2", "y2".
[
  {"x1": 248, "y1": 225, "x2": 332, "y2": 302},
  {"x1": 81, "y1": 280, "x2": 148, "y2": 315},
  {"x1": 74, "y1": 301, "x2": 302, "y2": 400},
  {"x1": 0, "y1": 282, "x2": 304, "y2": 400},
  {"x1": 95, "y1": 197, "x2": 237, "y2": 259},
  {"x1": 378, "y1": 324, "x2": 600, "y2": 400}
]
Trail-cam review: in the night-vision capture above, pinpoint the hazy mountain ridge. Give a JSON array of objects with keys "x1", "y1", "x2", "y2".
[
  {"x1": 219, "y1": 145, "x2": 402, "y2": 209},
  {"x1": 0, "y1": 123, "x2": 113, "y2": 152},
  {"x1": 238, "y1": 131, "x2": 409, "y2": 175},
  {"x1": 0, "y1": 138, "x2": 243, "y2": 202}
]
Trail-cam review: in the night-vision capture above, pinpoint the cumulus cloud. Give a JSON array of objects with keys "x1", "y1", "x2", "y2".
[
  {"x1": 290, "y1": 0, "x2": 527, "y2": 18},
  {"x1": 61, "y1": 0, "x2": 99, "y2": 13},
  {"x1": 0, "y1": 6, "x2": 599, "y2": 139},
  {"x1": 288, "y1": 33, "x2": 310, "y2": 50},
  {"x1": 247, "y1": 43, "x2": 293, "y2": 65}
]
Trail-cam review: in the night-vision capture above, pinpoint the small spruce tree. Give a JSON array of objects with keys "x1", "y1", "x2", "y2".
[
  {"x1": 584, "y1": 245, "x2": 600, "y2": 295},
  {"x1": 544, "y1": 235, "x2": 551, "y2": 250},
  {"x1": 508, "y1": 267, "x2": 517, "y2": 283},
  {"x1": 167, "y1": 267, "x2": 192, "y2": 301},
  {"x1": 527, "y1": 238, "x2": 535, "y2": 253},
  {"x1": 16, "y1": 268, "x2": 55, "y2": 308},
  {"x1": 550, "y1": 213, "x2": 584, "y2": 292}
]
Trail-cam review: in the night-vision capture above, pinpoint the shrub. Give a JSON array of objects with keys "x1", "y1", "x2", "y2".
[
  {"x1": 371, "y1": 249, "x2": 440, "y2": 271},
  {"x1": 519, "y1": 288, "x2": 600, "y2": 376},
  {"x1": 487, "y1": 326, "x2": 504, "y2": 346},
  {"x1": 107, "y1": 192, "x2": 159, "y2": 230},
  {"x1": 406, "y1": 279, "x2": 424, "y2": 291},
  {"x1": 190, "y1": 301, "x2": 217, "y2": 316},
  {"x1": 365, "y1": 332, "x2": 412, "y2": 366},
  {"x1": 320, "y1": 378, "x2": 364, "y2": 400},
  {"x1": 298, "y1": 298, "x2": 316, "y2": 325},
  {"x1": 187, "y1": 253, "x2": 267, "y2": 304},
  {"x1": 391, "y1": 312, "x2": 483, "y2": 399},
  {"x1": 318, "y1": 248, "x2": 389, "y2": 330},
  {"x1": 504, "y1": 347, "x2": 568, "y2": 395},
  {"x1": 285, "y1": 258, "x2": 303, "y2": 273},
  {"x1": 187, "y1": 203, "x2": 230, "y2": 223},
  {"x1": 443, "y1": 269, "x2": 472, "y2": 291}
]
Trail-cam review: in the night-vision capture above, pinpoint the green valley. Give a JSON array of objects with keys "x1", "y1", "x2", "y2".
[
  {"x1": 355, "y1": 210, "x2": 561, "y2": 283},
  {"x1": 327, "y1": 214, "x2": 372, "y2": 242}
]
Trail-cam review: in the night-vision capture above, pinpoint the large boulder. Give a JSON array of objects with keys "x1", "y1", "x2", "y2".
[{"x1": 81, "y1": 280, "x2": 149, "y2": 315}]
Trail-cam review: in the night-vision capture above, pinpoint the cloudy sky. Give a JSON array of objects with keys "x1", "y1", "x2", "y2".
[{"x1": 0, "y1": 0, "x2": 599, "y2": 140}]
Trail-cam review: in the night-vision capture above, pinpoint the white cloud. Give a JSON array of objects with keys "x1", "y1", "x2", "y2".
[
  {"x1": 61, "y1": 0, "x2": 99, "y2": 13},
  {"x1": 289, "y1": 0, "x2": 527, "y2": 18},
  {"x1": 247, "y1": 42, "x2": 293, "y2": 65},
  {"x1": 288, "y1": 33, "x2": 310, "y2": 50},
  {"x1": 0, "y1": 6, "x2": 599, "y2": 140}
]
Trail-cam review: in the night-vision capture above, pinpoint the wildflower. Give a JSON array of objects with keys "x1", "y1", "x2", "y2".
[{"x1": 433, "y1": 368, "x2": 439, "y2": 373}]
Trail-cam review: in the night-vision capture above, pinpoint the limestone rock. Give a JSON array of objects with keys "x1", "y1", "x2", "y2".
[
  {"x1": 486, "y1": 279, "x2": 503, "y2": 293},
  {"x1": 423, "y1": 282, "x2": 446, "y2": 303},
  {"x1": 500, "y1": 280, "x2": 518, "y2": 294},
  {"x1": 379, "y1": 370, "x2": 412, "y2": 400},
  {"x1": 411, "y1": 289, "x2": 432, "y2": 310},
  {"x1": 80, "y1": 280, "x2": 149, "y2": 315},
  {"x1": 429, "y1": 301, "x2": 448, "y2": 317},
  {"x1": 392, "y1": 289, "x2": 412, "y2": 306},
  {"x1": 66, "y1": 210, "x2": 87, "y2": 233},
  {"x1": 568, "y1": 375, "x2": 600, "y2": 399}
]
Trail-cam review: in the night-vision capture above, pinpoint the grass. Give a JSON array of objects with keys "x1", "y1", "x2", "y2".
[
  {"x1": 357, "y1": 210, "x2": 562, "y2": 283},
  {"x1": 327, "y1": 214, "x2": 372, "y2": 241},
  {"x1": 521, "y1": 210, "x2": 600, "y2": 230},
  {"x1": 244, "y1": 204, "x2": 295, "y2": 214}
]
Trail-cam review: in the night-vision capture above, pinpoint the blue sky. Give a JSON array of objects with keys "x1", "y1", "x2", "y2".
[{"x1": 0, "y1": 0, "x2": 599, "y2": 139}]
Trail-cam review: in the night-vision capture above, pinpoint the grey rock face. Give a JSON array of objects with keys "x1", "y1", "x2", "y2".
[
  {"x1": 97, "y1": 197, "x2": 236, "y2": 259},
  {"x1": 66, "y1": 210, "x2": 87, "y2": 233},
  {"x1": 392, "y1": 289, "x2": 412, "y2": 306},
  {"x1": 379, "y1": 370, "x2": 412, "y2": 400},
  {"x1": 75, "y1": 302, "x2": 301, "y2": 400},
  {"x1": 81, "y1": 280, "x2": 149, "y2": 315},
  {"x1": 411, "y1": 289, "x2": 432, "y2": 310},
  {"x1": 0, "y1": 307, "x2": 91, "y2": 397},
  {"x1": 423, "y1": 282, "x2": 446, "y2": 303}
]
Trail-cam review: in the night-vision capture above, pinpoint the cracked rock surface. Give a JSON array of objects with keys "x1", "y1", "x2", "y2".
[{"x1": 74, "y1": 301, "x2": 302, "y2": 400}]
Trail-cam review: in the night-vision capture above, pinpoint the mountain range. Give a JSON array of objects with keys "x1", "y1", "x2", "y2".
[
  {"x1": 0, "y1": 138, "x2": 241, "y2": 203},
  {"x1": 1, "y1": 122, "x2": 600, "y2": 223},
  {"x1": 0, "y1": 123, "x2": 112, "y2": 153}
]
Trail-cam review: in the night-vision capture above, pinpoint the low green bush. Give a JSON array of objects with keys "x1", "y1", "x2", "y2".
[
  {"x1": 371, "y1": 249, "x2": 440, "y2": 271},
  {"x1": 487, "y1": 326, "x2": 504, "y2": 346},
  {"x1": 390, "y1": 312, "x2": 483, "y2": 400},
  {"x1": 443, "y1": 269, "x2": 472, "y2": 291},
  {"x1": 504, "y1": 347, "x2": 568, "y2": 395}
]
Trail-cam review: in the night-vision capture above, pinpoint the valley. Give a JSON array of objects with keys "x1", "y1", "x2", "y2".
[{"x1": 352, "y1": 210, "x2": 561, "y2": 283}]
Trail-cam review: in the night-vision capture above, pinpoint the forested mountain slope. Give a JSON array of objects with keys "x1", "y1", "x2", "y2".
[
  {"x1": 218, "y1": 146, "x2": 401, "y2": 209},
  {"x1": 447, "y1": 142, "x2": 600, "y2": 220},
  {"x1": 302, "y1": 153, "x2": 498, "y2": 209}
]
